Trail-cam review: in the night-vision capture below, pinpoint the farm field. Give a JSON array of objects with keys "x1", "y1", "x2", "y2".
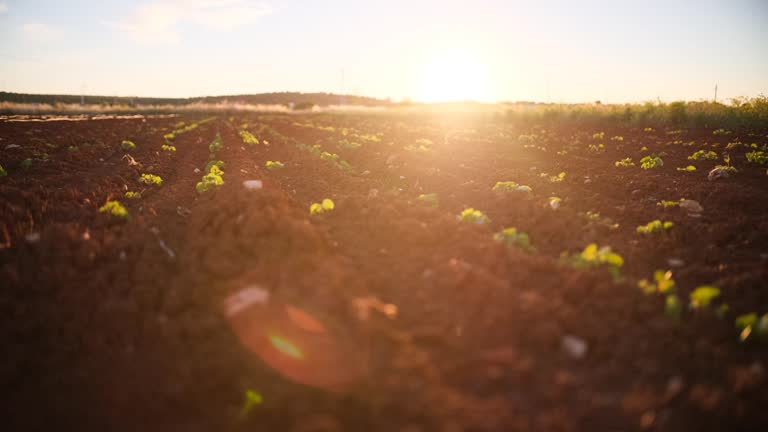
[{"x1": 1, "y1": 112, "x2": 767, "y2": 431}]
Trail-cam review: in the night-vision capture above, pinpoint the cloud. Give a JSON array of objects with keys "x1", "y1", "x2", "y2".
[
  {"x1": 0, "y1": 3, "x2": 8, "y2": 14},
  {"x1": 22, "y1": 23, "x2": 62, "y2": 42},
  {"x1": 108, "y1": 0, "x2": 272, "y2": 45}
]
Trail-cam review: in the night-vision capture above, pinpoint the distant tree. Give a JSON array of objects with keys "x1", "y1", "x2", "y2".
[{"x1": 293, "y1": 101, "x2": 315, "y2": 111}]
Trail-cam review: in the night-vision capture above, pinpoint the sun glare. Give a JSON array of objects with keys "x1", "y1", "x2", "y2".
[{"x1": 415, "y1": 48, "x2": 494, "y2": 103}]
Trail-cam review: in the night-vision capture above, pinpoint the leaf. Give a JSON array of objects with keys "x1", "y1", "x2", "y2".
[
  {"x1": 665, "y1": 294, "x2": 682, "y2": 320},
  {"x1": 581, "y1": 243, "x2": 598, "y2": 262},
  {"x1": 689, "y1": 286, "x2": 720, "y2": 309},
  {"x1": 321, "y1": 198, "x2": 335, "y2": 210}
]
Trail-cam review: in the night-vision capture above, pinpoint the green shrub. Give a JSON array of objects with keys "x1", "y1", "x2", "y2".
[{"x1": 99, "y1": 200, "x2": 128, "y2": 219}]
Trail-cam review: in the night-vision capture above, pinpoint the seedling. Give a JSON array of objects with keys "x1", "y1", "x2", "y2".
[
  {"x1": 592, "y1": 132, "x2": 605, "y2": 140},
  {"x1": 205, "y1": 160, "x2": 225, "y2": 173},
  {"x1": 458, "y1": 208, "x2": 490, "y2": 224},
  {"x1": 416, "y1": 193, "x2": 439, "y2": 207},
  {"x1": 643, "y1": 127, "x2": 654, "y2": 132},
  {"x1": 676, "y1": 165, "x2": 696, "y2": 172},
  {"x1": 320, "y1": 151, "x2": 339, "y2": 161},
  {"x1": 560, "y1": 243, "x2": 624, "y2": 281},
  {"x1": 656, "y1": 199, "x2": 680, "y2": 208},
  {"x1": 735, "y1": 313, "x2": 768, "y2": 342},
  {"x1": 209, "y1": 133, "x2": 224, "y2": 153},
  {"x1": 636, "y1": 220, "x2": 673, "y2": 234},
  {"x1": 494, "y1": 227, "x2": 535, "y2": 253},
  {"x1": 588, "y1": 143, "x2": 605, "y2": 154},
  {"x1": 610, "y1": 135, "x2": 624, "y2": 141},
  {"x1": 121, "y1": 140, "x2": 136, "y2": 151},
  {"x1": 713, "y1": 153, "x2": 737, "y2": 174},
  {"x1": 492, "y1": 181, "x2": 532, "y2": 193},
  {"x1": 310, "y1": 198, "x2": 335, "y2": 215},
  {"x1": 265, "y1": 160, "x2": 285, "y2": 170},
  {"x1": 665, "y1": 294, "x2": 682, "y2": 320},
  {"x1": 239, "y1": 130, "x2": 259, "y2": 145},
  {"x1": 125, "y1": 191, "x2": 141, "y2": 199},
  {"x1": 637, "y1": 270, "x2": 675, "y2": 295},
  {"x1": 745, "y1": 150, "x2": 768, "y2": 165},
  {"x1": 640, "y1": 155, "x2": 663, "y2": 169},
  {"x1": 21, "y1": 158, "x2": 32, "y2": 169},
  {"x1": 689, "y1": 285, "x2": 720, "y2": 309},
  {"x1": 67, "y1": 145, "x2": 79, "y2": 152},
  {"x1": 615, "y1": 158, "x2": 635, "y2": 167},
  {"x1": 547, "y1": 172, "x2": 566, "y2": 182},
  {"x1": 405, "y1": 138, "x2": 432, "y2": 153},
  {"x1": 239, "y1": 389, "x2": 263, "y2": 418},
  {"x1": 99, "y1": 200, "x2": 128, "y2": 219},
  {"x1": 688, "y1": 150, "x2": 718, "y2": 161},
  {"x1": 0, "y1": 164, "x2": 6, "y2": 177},
  {"x1": 196, "y1": 165, "x2": 224, "y2": 193},
  {"x1": 338, "y1": 139, "x2": 362, "y2": 150},
  {"x1": 712, "y1": 128, "x2": 731, "y2": 136},
  {"x1": 161, "y1": 144, "x2": 176, "y2": 152},
  {"x1": 139, "y1": 173, "x2": 163, "y2": 186}
]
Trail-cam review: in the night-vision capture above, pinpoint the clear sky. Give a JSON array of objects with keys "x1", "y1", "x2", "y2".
[{"x1": 0, "y1": 0, "x2": 766, "y2": 103}]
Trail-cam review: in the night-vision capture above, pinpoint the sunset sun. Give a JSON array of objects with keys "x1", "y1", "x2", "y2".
[{"x1": 415, "y1": 48, "x2": 494, "y2": 103}]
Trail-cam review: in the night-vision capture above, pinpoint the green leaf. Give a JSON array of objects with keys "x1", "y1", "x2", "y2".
[
  {"x1": 689, "y1": 286, "x2": 720, "y2": 309},
  {"x1": 665, "y1": 294, "x2": 682, "y2": 320}
]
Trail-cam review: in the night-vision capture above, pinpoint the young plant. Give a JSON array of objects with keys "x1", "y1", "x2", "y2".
[
  {"x1": 592, "y1": 132, "x2": 605, "y2": 140},
  {"x1": 458, "y1": 208, "x2": 490, "y2": 224},
  {"x1": 492, "y1": 181, "x2": 532, "y2": 193},
  {"x1": 320, "y1": 151, "x2": 339, "y2": 161},
  {"x1": 99, "y1": 200, "x2": 128, "y2": 219},
  {"x1": 712, "y1": 128, "x2": 731, "y2": 136},
  {"x1": 125, "y1": 191, "x2": 141, "y2": 199},
  {"x1": 643, "y1": 127, "x2": 654, "y2": 132},
  {"x1": 637, "y1": 270, "x2": 676, "y2": 295},
  {"x1": 640, "y1": 155, "x2": 664, "y2": 169},
  {"x1": 689, "y1": 285, "x2": 720, "y2": 309},
  {"x1": 309, "y1": 198, "x2": 335, "y2": 215},
  {"x1": 0, "y1": 164, "x2": 6, "y2": 177},
  {"x1": 67, "y1": 145, "x2": 79, "y2": 152},
  {"x1": 676, "y1": 165, "x2": 696, "y2": 172},
  {"x1": 265, "y1": 160, "x2": 285, "y2": 170},
  {"x1": 713, "y1": 153, "x2": 738, "y2": 174},
  {"x1": 161, "y1": 144, "x2": 176, "y2": 152},
  {"x1": 209, "y1": 133, "x2": 224, "y2": 153},
  {"x1": 404, "y1": 138, "x2": 432, "y2": 153},
  {"x1": 205, "y1": 160, "x2": 225, "y2": 173},
  {"x1": 239, "y1": 130, "x2": 259, "y2": 145},
  {"x1": 656, "y1": 199, "x2": 680, "y2": 208},
  {"x1": 196, "y1": 165, "x2": 224, "y2": 193},
  {"x1": 560, "y1": 243, "x2": 624, "y2": 281},
  {"x1": 338, "y1": 139, "x2": 362, "y2": 150},
  {"x1": 139, "y1": 173, "x2": 163, "y2": 186},
  {"x1": 239, "y1": 389, "x2": 263, "y2": 419},
  {"x1": 548, "y1": 172, "x2": 566, "y2": 182},
  {"x1": 121, "y1": 140, "x2": 136, "y2": 151},
  {"x1": 588, "y1": 143, "x2": 605, "y2": 154},
  {"x1": 615, "y1": 158, "x2": 635, "y2": 167},
  {"x1": 494, "y1": 227, "x2": 535, "y2": 253},
  {"x1": 416, "y1": 193, "x2": 439, "y2": 207},
  {"x1": 610, "y1": 135, "x2": 624, "y2": 141},
  {"x1": 636, "y1": 220, "x2": 673, "y2": 234},
  {"x1": 735, "y1": 313, "x2": 768, "y2": 342},
  {"x1": 745, "y1": 149, "x2": 768, "y2": 165},
  {"x1": 688, "y1": 150, "x2": 718, "y2": 161}
]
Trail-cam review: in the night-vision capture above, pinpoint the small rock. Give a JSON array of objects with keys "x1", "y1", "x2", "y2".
[
  {"x1": 242, "y1": 180, "x2": 263, "y2": 190},
  {"x1": 529, "y1": 166, "x2": 537, "y2": 171},
  {"x1": 516, "y1": 185, "x2": 533, "y2": 193},
  {"x1": 707, "y1": 167, "x2": 730, "y2": 181},
  {"x1": 584, "y1": 179, "x2": 592, "y2": 184},
  {"x1": 240, "y1": 169, "x2": 249, "y2": 174},
  {"x1": 361, "y1": 170, "x2": 371, "y2": 176},
  {"x1": 667, "y1": 258, "x2": 685, "y2": 267},
  {"x1": 193, "y1": 167, "x2": 201, "y2": 174},
  {"x1": 680, "y1": 199, "x2": 703, "y2": 214},
  {"x1": 25, "y1": 232, "x2": 41, "y2": 243},
  {"x1": 631, "y1": 189, "x2": 642, "y2": 196},
  {"x1": 119, "y1": 251, "x2": 127, "y2": 261},
  {"x1": 561, "y1": 335, "x2": 588, "y2": 360},
  {"x1": 665, "y1": 375, "x2": 684, "y2": 401},
  {"x1": 5, "y1": 144, "x2": 20, "y2": 149}
]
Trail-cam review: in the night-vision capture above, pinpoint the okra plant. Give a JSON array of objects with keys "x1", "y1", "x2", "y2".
[
  {"x1": 125, "y1": 191, "x2": 141, "y2": 199},
  {"x1": 640, "y1": 155, "x2": 664, "y2": 169},
  {"x1": 492, "y1": 181, "x2": 532, "y2": 193},
  {"x1": 615, "y1": 158, "x2": 635, "y2": 167},
  {"x1": 688, "y1": 150, "x2": 718, "y2": 161},
  {"x1": 196, "y1": 165, "x2": 224, "y2": 193},
  {"x1": 239, "y1": 130, "x2": 259, "y2": 145},
  {"x1": 99, "y1": 200, "x2": 128, "y2": 219},
  {"x1": 560, "y1": 243, "x2": 624, "y2": 281},
  {"x1": 309, "y1": 198, "x2": 335, "y2": 215},
  {"x1": 494, "y1": 227, "x2": 535, "y2": 253},
  {"x1": 636, "y1": 220, "x2": 673, "y2": 234},
  {"x1": 265, "y1": 160, "x2": 285, "y2": 170},
  {"x1": 458, "y1": 208, "x2": 490, "y2": 224},
  {"x1": 139, "y1": 173, "x2": 163, "y2": 186},
  {"x1": 121, "y1": 140, "x2": 136, "y2": 151}
]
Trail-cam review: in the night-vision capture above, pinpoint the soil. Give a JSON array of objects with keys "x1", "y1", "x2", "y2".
[{"x1": 1, "y1": 113, "x2": 767, "y2": 432}]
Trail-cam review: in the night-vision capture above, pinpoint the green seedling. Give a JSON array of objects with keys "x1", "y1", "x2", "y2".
[
  {"x1": 139, "y1": 173, "x2": 163, "y2": 186},
  {"x1": 67, "y1": 145, "x2": 79, "y2": 152},
  {"x1": 458, "y1": 208, "x2": 490, "y2": 224},
  {"x1": 494, "y1": 227, "x2": 535, "y2": 253},
  {"x1": 636, "y1": 220, "x2": 673, "y2": 234},
  {"x1": 745, "y1": 150, "x2": 768, "y2": 165},
  {"x1": 239, "y1": 389, "x2": 263, "y2": 419},
  {"x1": 205, "y1": 160, "x2": 225, "y2": 173},
  {"x1": 99, "y1": 200, "x2": 128, "y2": 219},
  {"x1": 637, "y1": 270, "x2": 676, "y2": 295},
  {"x1": 492, "y1": 181, "x2": 532, "y2": 193},
  {"x1": 405, "y1": 138, "x2": 432, "y2": 153},
  {"x1": 560, "y1": 243, "x2": 624, "y2": 281},
  {"x1": 416, "y1": 193, "x2": 439, "y2": 207},
  {"x1": 688, "y1": 150, "x2": 718, "y2": 161},
  {"x1": 592, "y1": 132, "x2": 605, "y2": 140},
  {"x1": 265, "y1": 160, "x2": 285, "y2": 170},
  {"x1": 196, "y1": 165, "x2": 224, "y2": 193},
  {"x1": 735, "y1": 313, "x2": 768, "y2": 342},
  {"x1": 656, "y1": 199, "x2": 680, "y2": 208},
  {"x1": 640, "y1": 155, "x2": 664, "y2": 169},
  {"x1": 712, "y1": 128, "x2": 731, "y2": 136},
  {"x1": 643, "y1": 127, "x2": 654, "y2": 132},
  {"x1": 125, "y1": 191, "x2": 141, "y2": 199},
  {"x1": 209, "y1": 133, "x2": 224, "y2": 153},
  {"x1": 665, "y1": 294, "x2": 682, "y2": 320},
  {"x1": 615, "y1": 158, "x2": 635, "y2": 167},
  {"x1": 689, "y1": 285, "x2": 720, "y2": 309},
  {"x1": 610, "y1": 135, "x2": 624, "y2": 141},
  {"x1": 161, "y1": 144, "x2": 176, "y2": 152},
  {"x1": 676, "y1": 165, "x2": 696, "y2": 172},
  {"x1": 21, "y1": 158, "x2": 33, "y2": 169},
  {"x1": 713, "y1": 153, "x2": 738, "y2": 174},
  {"x1": 338, "y1": 139, "x2": 362, "y2": 150},
  {"x1": 320, "y1": 151, "x2": 339, "y2": 161},
  {"x1": 121, "y1": 140, "x2": 136, "y2": 151},
  {"x1": 0, "y1": 164, "x2": 6, "y2": 177},
  {"x1": 548, "y1": 172, "x2": 566, "y2": 182},
  {"x1": 588, "y1": 143, "x2": 605, "y2": 154},
  {"x1": 310, "y1": 198, "x2": 335, "y2": 215},
  {"x1": 239, "y1": 130, "x2": 259, "y2": 145}
]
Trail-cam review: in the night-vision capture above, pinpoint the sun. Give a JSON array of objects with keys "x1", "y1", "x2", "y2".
[{"x1": 415, "y1": 48, "x2": 493, "y2": 103}]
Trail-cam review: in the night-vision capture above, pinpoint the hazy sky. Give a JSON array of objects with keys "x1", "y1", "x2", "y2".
[{"x1": 0, "y1": 0, "x2": 766, "y2": 103}]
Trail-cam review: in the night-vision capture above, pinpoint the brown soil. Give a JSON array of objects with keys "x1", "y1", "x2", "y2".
[{"x1": 1, "y1": 113, "x2": 767, "y2": 432}]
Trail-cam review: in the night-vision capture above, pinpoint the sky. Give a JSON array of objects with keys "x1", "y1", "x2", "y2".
[{"x1": 0, "y1": 0, "x2": 766, "y2": 103}]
